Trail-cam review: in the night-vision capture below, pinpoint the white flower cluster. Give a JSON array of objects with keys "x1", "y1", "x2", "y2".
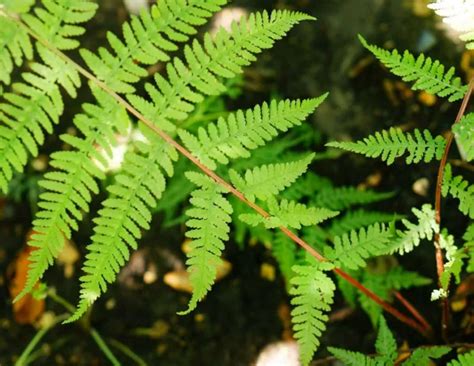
[{"x1": 428, "y1": 0, "x2": 474, "y2": 49}]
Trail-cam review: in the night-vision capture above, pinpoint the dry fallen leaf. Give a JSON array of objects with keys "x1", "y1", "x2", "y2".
[
  {"x1": 9, "y1": 241, "x2": 45, "y2": 325},
  {"x1": 56, "y1": 237, "x2": 79, "y2": 279},
  {"x1": 163, "y1": 260, "x2": 232, "y2": 293}
]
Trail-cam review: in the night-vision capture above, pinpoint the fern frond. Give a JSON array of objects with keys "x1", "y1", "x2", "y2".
[
  {"x1": 82, "y1": 0, "x2": 227, "y2": 93},
  {"x1": 443, "y1": 164, "x2": 474, "y2": 219},
  {"x1": 447, "y1": 350, "x2": 474, "y2": 366},
  {"x1": 229, "y1": 154, "x2": 314, "y2": 202},
  {"x1": 0, "y1": 45, "x2": 81, "y2": 192},
  {"x1": 240, "y1": 198, "x2": 339, "y2": 230},
  {"x1": 428, "y1": 0, "x2": 474, "y2": 50},
  {"x1": 290, "y1": 263, "x2": 335, "y2": 365},
  {"x1": 453, "y1": 113, "x2": 474, "y2": 161},
  {"x1": 328, "y1": 347, "x2": 375, "y2": 366},
  {"x1": 313, "y1": 186, "x2": 394, "y2": 211},
  {"x1": 328, "y1": 209, "x2": 401, "y2": 237},
  {"x1": 359, "y1": 35, "x2": 467, "y2": 101},
  {"x1": 128, "y1": 10, "x2": 315, "y2": 131},
  {"x1": 385, "y1": 204, "x2": 438, "y2": 254},
  {"x1": 324, "y1": 223, "x2": 393, "y2": 270},
  {"x1": 16, "y1": 86, "x2": 130, "y2": 301},
  {"x1": 0, "y1": 16, "x2": 32, "y2": 85},
  {"x1": 178, "y1": 96, "x2": 327, "y2": 170},
  {"x1": 464, "y1": 223, "x2": 474, "y2": 272},
  {"x1": 179, "y1": 172, "x2": 233, "y2": 314},
  {"x1": 327, "y1": 128, "x2": 446, "y2": 165},
  {"x1": 22, "y1": 0, "x2": 98, "y2": 50},
  {"x1": 67, "y1": 131, "x2": 178, "y2": 322},
  {"x1": 375, "y1": 316, "x2": 397, "y2": 364},
  {"x1": 402, "y1": 346, "x2": 451, "y2": 366}
]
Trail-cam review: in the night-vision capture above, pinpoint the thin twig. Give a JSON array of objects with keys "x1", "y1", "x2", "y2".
[
  {"x1": 8, "y1": 14, "x2": 432, "y2": 338},
  {"x1": 434, "y1": 77, "x2": 474, "y2": 340}
]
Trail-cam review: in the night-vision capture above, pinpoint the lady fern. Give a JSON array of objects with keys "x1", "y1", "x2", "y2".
[
  {"x1": 290, "y1": 262, "x2": 335, "y2": 365},
  {"x1": 324, "y1": 223, "x2": 393, "y2": 270},
  {"x1": 67, "y1": 9, "x2": 316, "y2": 317},
  {"x1": 358, "y1": 35, "x2": 467, "y2": 101},
  {"x1": 453, "y1": 113, "x2": 474, "y2": 161},
  {"x1": 443, "y1": 164, "x2": 474, "y2": 219},
  {"x1": 178, "y1": 97, "x2": 327, "y2": 170},
  {"x1": 327, "y1": 127, "x2": 446, "y2": 165}
]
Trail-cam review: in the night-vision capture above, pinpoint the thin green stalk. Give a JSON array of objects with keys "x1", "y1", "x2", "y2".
[
  {"x1": 90, "y1": 328, "x2": 121, "y2": 366},
  {"x1": 109, "y1": 339, "x2": 148, "y2": 366},
  {"x1": 15, "y1": 314, "x2": 68, "y2": 366}
]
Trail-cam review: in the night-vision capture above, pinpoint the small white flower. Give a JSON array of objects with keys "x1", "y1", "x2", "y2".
[{"x1": 428, "y1": 0, "x2": 474, "y2": 48}]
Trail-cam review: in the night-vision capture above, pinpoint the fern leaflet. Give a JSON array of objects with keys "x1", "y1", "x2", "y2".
[
  {"x1": 271, "y1": 232, "x2": 298, "y2": 285},
  {"x1": 442, "y1": 164, "x2": 474, "y2": 219},
  {"x1": 464, "y1": 223, "x2": 474, "y2": 272},
  {"x1": 402, "y1": 346, "x2": 451, "y2": 366},
  {"x1": 240, "y1": 197, "x2": 338, "y2": 230},
  {"x1": 327, "y1": 127, "x2": 446, "y2": 165},
  {"x1": 179, "y1": 172, "x2": 233, "y2": 314},
  {"x1": 0, "y1": 16, "x2": 32, "y2": 85},
  {"x1": 16, "y1": 86, "x2": 130, "y2": 300},
  {"x1": 0, "y1": 45, "x2": 81, "y2": 192},
  {"x1": 453, "y1": 113, "x2": 474, "y2": 162},
  {"x1": 290, "y1": 262, "x2": 335, "y2": 365},
  {"x1": 0, "y1": 0, "x2": 35, "y2": 13},
  {"x1": 22, "y1": 0, "x2": 97, "y2": 50},
  {"x1": 128, "y1": 10, "x2": 314, "y2": 132},
  {"x1": 385, "y1": 204, "x2": 438, "y2": 254},
  {"x1": 447, "y1": 351, "x2": 474, "y2": 366},
  {"x1": 229, "y1": 154, "x2": 314, "y2": 202},
  {"x1": 324, "y1": 223, "x2": 393, "y2": 270},
  {"x1": 67, "y1": 130, "x2": 178, "y2": 322},
  {"x1": 178, "y1": 96, "x2": 327, "y2": 170},
  {"x1": 359, "y1": 35, "x2": 467, "y2": 101},
  {"x1": 82, "y1": 0, "x2": 227, "y2": 93}
]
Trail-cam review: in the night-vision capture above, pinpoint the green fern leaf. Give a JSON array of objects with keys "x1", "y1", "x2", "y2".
[
  {"x1": 128, "y1": 10, "x2": 315, "y2": 131},
  {"x1": 464, "y1": 223, "x2": 474, "y2": 272},
  {"x1": 312, "y1": 186, "x2": 394, "y2": 211},
  {"x1": 15, "y1": 86, "x2": 130, "y2": 301},
  {"x1": 178, "y1": 96, "x2": 327, "y2": 170},
  {"x1": 81, "y1": 0, "x2": 227, "y2": 93},
  {"x1": 0, "y1": 45, "x2": 81, "y2": 193},
  {"x1": 442, "y1": 164, "x2": 474, "y2": 219},
  {"x1": 290, "y1": 263, "x2": 335, "y2": 365},
  {"x1": 179, "y1": 172, "x2": 233, "y2": 314},
  {"x1": 240, "y1": 197, "x2": 339, "y2": 230},
  {"x1": 447, "y1": 351, "x2": 474, "y2": 366},
  {"x1": 327, "y1": 128, "x2": 446, "y2": 165},
  {"x1": 375, "y1": 316, "x2": 397, "y2": 364},
  {"x1": 328, "y1": 209, "x2": 401, "y2": 237},
  {"x1": 359, "y1": 35, "x2": 467, "y2": 101},
  {"x1": 67, "y1": 131, "x2": 178, "y2": 322},
  {"x1": 328, "y1": 347, "x2": 375, "y2": 366},
  {"x1": 385, "y1": 204, "x2": 438, "y2": 254},
  {"x1": 402, "y1": 346, "x2": 451, "y2": 366},
  {"x1": 453, "y1": 113, "x2": 474, "y2": 162},
  {"x1": 324, "y1": 223, "x2": 393, "y2": 270},
  {"x1": 22, "y1": 0, "x2": 98, "y2": 50},
  {"x1": 0, "y1": 0, "x2": 35, "y2": 13},
  {"x1": 229, "y1": 154, "x2": 315, "y2": 202},
  {"x1": 0, "y1": 16, "x2": 33, "y2": 84}
]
